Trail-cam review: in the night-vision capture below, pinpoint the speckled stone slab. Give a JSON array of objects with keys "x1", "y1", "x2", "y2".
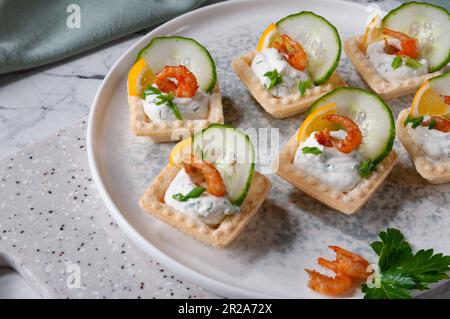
[
  {"x1": 0, "y1": 119, "x2": 449, "y2": 298},
  {"x1": 0, "y1": 120, "x2": 215, "y2": 298}
]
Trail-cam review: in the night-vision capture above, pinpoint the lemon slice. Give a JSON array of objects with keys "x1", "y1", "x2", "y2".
[
  {"x1": 411, "y1": 73, "x2": 450, "y2": 117},
  {"x1": 127, "y1": 58, "x2": 154, "y2": 96},
  {"x1": 169, "y1": 138, "x2": 193, "y2": 166},
  {"x1": 360, "y1": 15, "x2": 382, "y2": 53},
  {"x1": 297, "y1": 103, "x2": 338, "y2": 142},
  {"x1": 256, "y1": 23, "x2": 279, "y2": 52}
]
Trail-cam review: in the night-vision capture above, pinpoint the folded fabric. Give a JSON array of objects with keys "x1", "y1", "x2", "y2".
[{"x1": 0, "y1": 0, "x2": 206, "y2": 75}]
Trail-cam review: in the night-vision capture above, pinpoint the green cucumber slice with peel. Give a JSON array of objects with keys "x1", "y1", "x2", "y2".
[
  {"x1": 137, "y1": 36, "x2": 217, "y2": 92},
  {"x1": 309, "y1": 88, "x2": 395, "y2": 165},
  {"x1": 192, "y1": 124, "x2": 255, "y2": 206},
  {"x1": 383, "y1": 2, "x2": 450, "y2": 72},
  {"x1": 429, "y1": 71, "x2": 450, "y2": 96},
  {"x1": 276, "y1": 11, "x2": 341, "y2": 85}
]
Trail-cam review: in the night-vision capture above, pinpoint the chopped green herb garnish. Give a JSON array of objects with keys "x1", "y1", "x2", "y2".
[
  {"x1": 264, "y1": 69, "x2": 283, "y2": 90},
  {"x1": 405, "y1": 57, "x2": 422, "y2": 70},
  {"x1": 141, "y1": 85, "x2": 183, "y2": 120},
  {"x1": 301, "y1": 146, "x2": 322, "y2": 155},
  {"x1": 298, "y1": 79, "x2": 312, "y2": 97},
  {"x1": 141, "y1": 85, "x2": 161, "y2": 99},
  {"x1": 362, "y1": 228, "x2": 450, "y2": 299},
  {"x1": 172, "y1": 186, "x2": 206, "y2": 202},
  {"x1": 359, "y1": 159, "x2": 375, "y2": 178},
  {"x1": 155, "y1": 93, "x2": 183, "y2": 120},
  {"x1": 428, "y1": 118, "x2": 437, "y2": 130},
  {"x1": 403, "y1": 114, "x2": 423, "y2": 128},
  {"x1": 391, "y1": 56, "x2": 403, "y2": 70}
]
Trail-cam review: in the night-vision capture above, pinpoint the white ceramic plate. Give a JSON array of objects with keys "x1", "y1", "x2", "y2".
[{"x1": 87, "y1": 0, "x2": 450, "y2": 298}]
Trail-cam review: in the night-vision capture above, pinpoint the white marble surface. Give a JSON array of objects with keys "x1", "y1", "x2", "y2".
[
  {"x1": 0, "y1": 35, "x2": 138, "y2": 159},
  {"x1": 0, "y1": 0, "x2": 449, "y2": 299}
]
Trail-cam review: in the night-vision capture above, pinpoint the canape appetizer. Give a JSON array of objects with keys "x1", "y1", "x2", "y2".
[
  {"x1": 272, "y1": 87, "x2": 397, "y2": 214},
  {"x1": 127, "y1": 36, "x2": 224, "y2": 142},
  {"x1": 397, "y1": 72, "x2": 450, "y2": 184},
  {"x1": 139, "y1": 124, "x2": 271, "y2": 247},
  {"x1": 344, "y1": 2, "x2": 450, "y2": 100},
  {"x1": 232, "y1": 11, "x2": 347, "y2": 118}
]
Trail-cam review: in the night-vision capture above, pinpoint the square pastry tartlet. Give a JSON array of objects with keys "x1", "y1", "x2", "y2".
[
  {"x1": 344, "y1": 36, "x2": 442, "y2": 100},
  {"x1": 231, "y1": 51, "x2": 347, "y2": 119},
  {"x1": 128, "y1": 85, "x2": 224, "y2": 143},
  {"x1": 397, "y1": 109, "x2": 450, "y2": 184},
  {"x1": 272, "y1": 134, "x2": 398, "y2": 214},
  {"x1": 139, "y1": 164, "x2": 272, "y2": 247}
]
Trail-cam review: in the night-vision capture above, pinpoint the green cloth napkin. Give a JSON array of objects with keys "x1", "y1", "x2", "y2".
[{"x1": 0, "y1": 0, "x2": 206, "y2": 75}]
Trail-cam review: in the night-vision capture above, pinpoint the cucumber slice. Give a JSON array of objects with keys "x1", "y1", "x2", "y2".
[
  {"x1": 192, "y1": 124, "x2": 255, "y2": 206},
  {"x1": 383, "y1": 2, "x2": 450, "y2": 72},
  {"x1": 429, "y1": 71, "x2": 450, "y2": 96},
  {"x1": 309, "y1": 88, "x2": 395, "y2": 165},
  {"x1": 276, "y1": 11, "x2": 341, "y2": 85},
  {"x1": 137, "y1": 36, "x2": 217, "y2": 92}
]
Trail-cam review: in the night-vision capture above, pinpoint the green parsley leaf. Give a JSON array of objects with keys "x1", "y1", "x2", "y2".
[
  {"x1": 371, "y1": 228, "x2": 413, "y2": 272},
  {"x1": 172, "y1": 186, "x2": 206, "y2": 202},
  {"x1": 358, "y1": 159, "x2": 375, "y2": 178},
  {"x1": 405, "y1": 57, "x2": 422, "y2": 70},
  {"x1": 264, "y1": 69, "x2": 283, "y2": 90},
  {"x1": 301, "y1": 146, "x2": 322, "y2": 155},
  {"x1": 362, "y1": 228, "x2": 450, "y2": 299},
  {"x1": 298, "y1": 79, "x2": 312, "y2": 97},
  {"x1": 428, "y1": 118, "x2": 437, "y2": 130},
  {"x1": 391, "y1": 56, "x2": 403, "y2": 70},
  {"x1": 403, "y1": 114, "x2": 423, "y2": 128}
]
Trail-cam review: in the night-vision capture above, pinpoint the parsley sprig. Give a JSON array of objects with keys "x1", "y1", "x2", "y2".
[
  {"x1": 172, "y1": 186, "x2": 206, "y2": 202},
  {"x1": 403, "y1": 114, "x2": 424, "y2": 129},
  {"x1": 405, "y1": 57, "x2": 422, "y2": 70},
  {"x1": 362, "y1": 228, "x2": 450, "y2": 299},
  {"x1": 298, "y1": 79, "x2": 312, "y2": 97},
  {"x1": 141, "y1": 85, "x2": 161, "y2": 98},
  {"x1": 302, "y1": 146, "x2": 322, "y2": 155},
  {"x1": 428, "y1": 118, "x2": 437, "y2": 130},
  {"x1": 390, "y1": 56, "x2": 422, "y2": 70},
  {"x1": 141, "y1": 85, "x2": 183, "y2": 120},
  {"x1": 359, "y1": 159, "x2": 375, "y2": 178},
  {"x1": 264, "y1": 69, "x2": 283, "y2": 90},
  {"x1": 391, "y1": 56, "x2": 403, "y2": 70}
]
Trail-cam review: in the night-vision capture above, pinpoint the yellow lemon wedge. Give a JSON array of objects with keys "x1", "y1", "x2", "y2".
[
  {"x1": 256, "y1": 23, "x2": 279, "y2": 52},
  {"x1": 360, "y1": 15, "x2": 382, "y2": 53},
  {"x1": 297, "y1": 103, "x2": 338, "y2": 142},
  {"x1": 127, "y1": 58, "x2": 154, "y2": 96},
  {"x1": 169, "y1": 137, "x2": 193, "y2": 166},
  {"x1": 411, "y1": 79, "x2": 450, "y2": 117}
]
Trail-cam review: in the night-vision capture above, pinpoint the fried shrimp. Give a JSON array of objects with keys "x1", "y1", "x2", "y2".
[
  {"x1": 182, "y1": 156, "x2": 226, "y2": 197},
  {"x1": 272, "y1": 34, "x2": 308, "y2": 71},
  {"x1": 329, "y1": 246, "x2": 371, "y2": 279},
  {"x1": 315, "y1": 114, "x2": 363, "y2": 153},
  {"x1": 154, "y1": 65, "x2": 199, "y2": 98},
  {"x1": 422, "y1": 116, "x2": 450, "y2": 133},
  {"x1": 306, "y1": 246, "x2": 371, "y2": 296},
  {"x1": 382, "y1": 28, "x2": 419, "y2": 59},
  {"x1": 305, "y1": 258, "x2": 353, "y2": 296}
]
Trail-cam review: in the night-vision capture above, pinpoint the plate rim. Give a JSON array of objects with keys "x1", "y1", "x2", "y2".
[{"x1": 87, "y1": 0, "x2": 388, "y2": 299}]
